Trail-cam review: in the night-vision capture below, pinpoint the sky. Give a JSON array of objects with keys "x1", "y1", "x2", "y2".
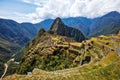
[{"x1": 0, "y1": 0, "x2": 120, "y2": 23}]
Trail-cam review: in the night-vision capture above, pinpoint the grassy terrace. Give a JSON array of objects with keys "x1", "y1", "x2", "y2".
[
  {"x1": 4, "y1": 52, "x2": 120, "y2": 80},
  {"x1": 3, "y1": 35, "x2": 120, "y2": 80}
]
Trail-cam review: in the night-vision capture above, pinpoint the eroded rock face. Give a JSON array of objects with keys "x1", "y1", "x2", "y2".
[{"x1": 49, "y1": 17, "x2": 86, "y2": 42}]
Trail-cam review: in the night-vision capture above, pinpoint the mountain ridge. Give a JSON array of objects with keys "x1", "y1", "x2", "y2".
[{"x1": 35, "y1": 11, "x2": 120, "y2": 37}]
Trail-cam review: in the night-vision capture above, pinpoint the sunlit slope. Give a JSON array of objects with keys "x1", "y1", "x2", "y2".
[{"x1": 4, "y1": 35, "x2": 120, "y2": 80}]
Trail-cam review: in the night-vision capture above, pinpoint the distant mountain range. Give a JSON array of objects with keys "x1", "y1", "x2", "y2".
[
  {"x1": 0, "y1": 19, "x2": 37, "y2": 63},
  {"x1": 0, "y1": 11, "x2": 120, "y2": 63},
  {"x1": 0, "y1": 19, "x2": 38, "y2": 76},
  {"x1": 36, "y1": 11, "x2": 120, "y2": 37}
]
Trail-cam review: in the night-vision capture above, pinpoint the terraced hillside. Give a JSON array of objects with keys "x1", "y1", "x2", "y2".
[
  {"x1": 3, "y1": 34, "x2": 120, "y2": 80},
  {"x1": 16, "y1": 18, "x2": 86, "y2": 74},
  {"x1": 17, "y1": 29, "x2": 81, "y2": 74}
]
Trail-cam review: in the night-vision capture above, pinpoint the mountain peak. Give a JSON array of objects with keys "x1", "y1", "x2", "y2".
[
  {"x1": 48, "y1": 17, "x2": 85, "y2": 42},
  {"x1": 109, "y1": 11, "x2": 119, "y2": 14},
  {"x1": 55, "y1": 17, "x2": 62, "y2": 23},
  {"x1": 49, "y1": 17, "x2": 63, "y2": 31},
  {"x1": 103, "y1": 11, "x2": 120, "y2": 17}
]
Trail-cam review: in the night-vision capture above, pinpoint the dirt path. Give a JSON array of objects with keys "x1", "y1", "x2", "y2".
[{"x1": 0, "y1": 63, "x2": 8, "y2": 80}]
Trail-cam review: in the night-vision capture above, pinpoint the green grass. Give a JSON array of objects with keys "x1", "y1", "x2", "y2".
[
  {"x1": 4, "y1": 57, "x2": 120, "y2": 80},
  {"x1": 4, "y1": 35, "x2": 120, "y2": 80}
]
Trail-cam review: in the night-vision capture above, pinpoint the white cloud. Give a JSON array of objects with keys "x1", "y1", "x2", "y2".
[
  {"x1": 22, "y1": 0, "x2": 48, "y2": 6},
  {"x1": 13, "y1": 12, "x2": 43, "y2": 23},
  {"x1": 20, "y1": 0, "x2": 120, "y2": 23}
]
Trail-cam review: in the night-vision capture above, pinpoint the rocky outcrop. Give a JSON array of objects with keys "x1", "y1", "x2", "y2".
[{"x1": 49, "y1": 17, "x2": 86, "y2": 42}]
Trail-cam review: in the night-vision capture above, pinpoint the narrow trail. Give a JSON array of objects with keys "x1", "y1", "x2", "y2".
[{"x1": 0, "y1": 63, "x2": 8, "y2": 80}]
